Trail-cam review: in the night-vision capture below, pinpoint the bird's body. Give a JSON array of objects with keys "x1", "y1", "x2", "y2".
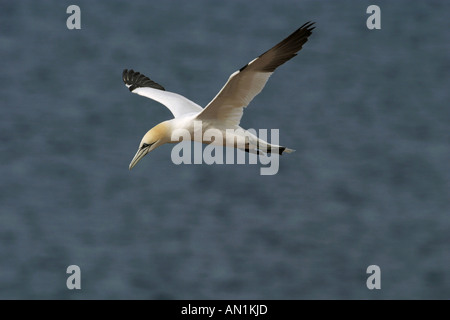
[{"x1": 124, "y1": 22, "x2": 315, "y2": 169}]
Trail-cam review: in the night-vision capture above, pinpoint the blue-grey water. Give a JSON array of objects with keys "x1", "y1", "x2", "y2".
[{"x1": 0, "y1": 0, "x2": 449, "y2": 299}]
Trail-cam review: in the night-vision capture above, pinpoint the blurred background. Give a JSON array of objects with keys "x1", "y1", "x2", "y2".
[{"x1": 0, "y1": 0, "x2": 449, "y2": 299}]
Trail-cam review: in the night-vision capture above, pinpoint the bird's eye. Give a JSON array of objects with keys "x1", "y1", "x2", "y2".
[{"x1": 141, "y1": 143, "x2": 151, "y2": 149}]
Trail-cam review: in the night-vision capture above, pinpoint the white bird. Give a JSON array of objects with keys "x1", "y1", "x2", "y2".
[{"x1": 124, "y1": 22, "x2": 315, "y2": 169}]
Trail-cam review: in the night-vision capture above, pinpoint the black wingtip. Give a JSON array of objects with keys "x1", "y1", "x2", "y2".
[
  {"x1": 122, "y1": 69, "x2": 165, "y2": 91},
  {"x1": 300, "y1": 21, "x2": 315, "y2": 31}
]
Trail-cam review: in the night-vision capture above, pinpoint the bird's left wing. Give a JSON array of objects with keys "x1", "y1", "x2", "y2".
[
  {"x1": 123, "y1": 69, "x2": 203, "y2": 118},
  {"x1": 196, "y1": 22, "x2": 315, "y2": 127}
]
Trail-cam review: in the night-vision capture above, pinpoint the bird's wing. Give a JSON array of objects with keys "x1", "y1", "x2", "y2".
[
  {"x1": 123, "y1": 69, "x2": 203, "y2": 118},
  {"x1": 196, "y1": 22, "x2": 315, "y2": 127}
]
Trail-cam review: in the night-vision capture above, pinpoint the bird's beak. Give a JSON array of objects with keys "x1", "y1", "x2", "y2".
[{"x1": 129, "y1": 147, "x2": 149, "y2": 170}]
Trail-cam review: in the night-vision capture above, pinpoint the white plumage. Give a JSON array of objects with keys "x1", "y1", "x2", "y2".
[{"x1": 123, "y1": 22, "x2": 315, "y2": 169}]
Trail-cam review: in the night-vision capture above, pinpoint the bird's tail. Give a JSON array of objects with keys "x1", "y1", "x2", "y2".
[
  {"x1": 243, "y1": 145, "x2": 295, "y2": 155},
  {"x1": 262, "y1": 145, "x2": 295, "y2": 155},
  {"x1": 280, "y1": 147, "x2": 295, "y2": 155},
  {"x1": 245, "y1": 132, "x2": 295, "y2": 155}
]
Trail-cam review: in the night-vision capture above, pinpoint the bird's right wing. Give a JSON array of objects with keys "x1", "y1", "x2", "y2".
[
  {"x1": 196, "y1": 22, "x2": 315, "y2": 128},
  {"x1": 123, "y1": 69, "x2": 203, "y2": 118}
]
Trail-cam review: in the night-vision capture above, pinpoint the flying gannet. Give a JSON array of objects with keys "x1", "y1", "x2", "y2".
[{"x1": 124, "y1": 21, "x2": 315, "y2": 169}]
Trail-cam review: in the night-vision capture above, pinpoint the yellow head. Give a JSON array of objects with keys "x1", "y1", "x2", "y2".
[{"x1": 129, "y1": 121, "x2": 171, "y2": 170}]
